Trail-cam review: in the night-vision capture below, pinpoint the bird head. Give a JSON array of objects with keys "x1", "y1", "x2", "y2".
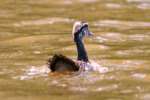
[{"x1": 72, "y1": 21, "x2": 93, "y2": 41}]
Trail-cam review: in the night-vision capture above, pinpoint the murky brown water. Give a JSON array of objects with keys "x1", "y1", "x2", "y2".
[{"x1": 0, "y1": 0, "x2": 150, "y2": 100}]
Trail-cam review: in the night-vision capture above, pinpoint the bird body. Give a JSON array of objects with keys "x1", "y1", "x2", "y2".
[{"x1": 48, "y1": 21, "x2": 93, "y2": 72}]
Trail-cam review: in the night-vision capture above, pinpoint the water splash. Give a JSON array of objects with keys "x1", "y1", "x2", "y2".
[
  {"x1": 89, "y1": 60, "x2": 109, "y2": 73},
  {"x1": 12, "y1": 60, "x2": 109, "y2": 81}
]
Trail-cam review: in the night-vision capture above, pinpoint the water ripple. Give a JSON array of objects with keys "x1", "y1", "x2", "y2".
[
  {"x1": 93, "y1": 20, "x2": 150, "y2": 29},
  {"x1": 127, "y1": 0, "x2": 150, "y2": 3},
  {"x1": 137, "y1": 3, "x2": 150, "y2": 9},
  {"x1": 13, "y1": 17, "x2": 75, "y2": 27},
  {"x1": 105, "y1": 3, "x2": 122, "y2": 9}
]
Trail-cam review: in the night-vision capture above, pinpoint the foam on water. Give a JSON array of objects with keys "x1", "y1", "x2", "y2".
[
  {"x1": 77, "y1": 60, "x2": 109, "y2": 74},
  {"x1": 88, "y1": 60, "x2": 109, "y2": 73}
]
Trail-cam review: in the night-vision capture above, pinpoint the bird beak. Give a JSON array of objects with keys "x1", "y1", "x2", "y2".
[{"x1": 83, "y1": 27, "x2": 93, "y2": 37}]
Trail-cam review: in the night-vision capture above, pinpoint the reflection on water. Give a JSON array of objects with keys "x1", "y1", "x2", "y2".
[{"x1": 0, "y1": 0, "x2": 150, "y2": 100}]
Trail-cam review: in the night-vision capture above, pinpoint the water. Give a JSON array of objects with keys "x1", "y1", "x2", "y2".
[{"x1": 0, "y1": 0, "x2": 150, "y2": 100}]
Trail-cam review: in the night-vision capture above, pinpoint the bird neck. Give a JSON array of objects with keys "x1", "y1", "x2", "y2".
[{"x1": 74, "y1": 32, "x2": 89, "y2": 62}]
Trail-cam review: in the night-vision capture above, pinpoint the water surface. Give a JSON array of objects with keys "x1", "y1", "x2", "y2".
[{"x1": 0, "y1": 0, "x2": 150, "y2": 100}]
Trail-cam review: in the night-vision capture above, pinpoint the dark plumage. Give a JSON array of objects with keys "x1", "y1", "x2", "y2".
[{"x1": 48, "y1": 54, "x2": 80, "y2": 72}]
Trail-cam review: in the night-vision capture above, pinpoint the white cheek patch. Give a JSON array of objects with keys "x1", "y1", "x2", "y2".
[{"x1": 72, "y1": 21, "x2": 93, "y2": 40}]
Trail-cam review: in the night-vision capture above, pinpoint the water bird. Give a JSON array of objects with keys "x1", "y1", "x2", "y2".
[{"x1": 48, "y1": 21, "x2": 93, "y2": 72}]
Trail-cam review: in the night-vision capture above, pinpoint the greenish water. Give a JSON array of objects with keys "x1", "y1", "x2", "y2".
[{"x1": 0, "y1": 0, "x2": 150, "y2": 100}]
